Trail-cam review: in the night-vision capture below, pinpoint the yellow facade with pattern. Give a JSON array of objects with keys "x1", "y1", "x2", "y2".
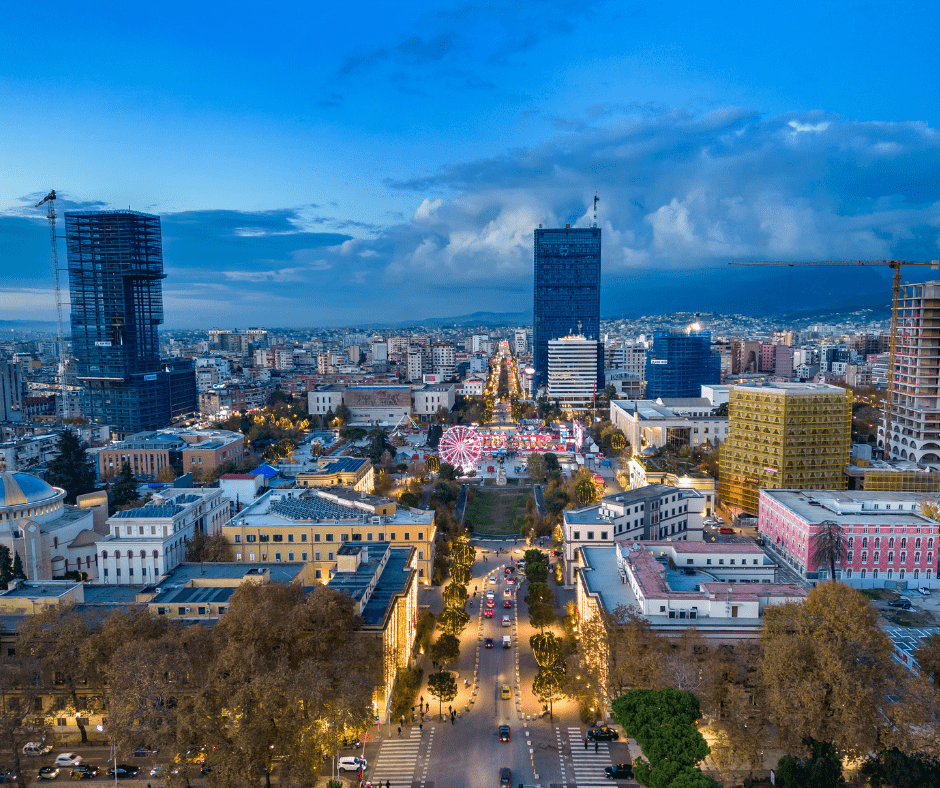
[{"x1": 719, "y1": 384, "x2": 851, "y2": 515}]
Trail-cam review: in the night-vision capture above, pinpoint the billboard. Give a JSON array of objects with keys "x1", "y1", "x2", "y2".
[{"x1": 345, "y1": 386, "x2": 412, "y2": 408}]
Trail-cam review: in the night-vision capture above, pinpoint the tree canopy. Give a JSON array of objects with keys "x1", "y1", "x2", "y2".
[{"x1": 46, "y1": 430, "x2": 96, "y2": 503}]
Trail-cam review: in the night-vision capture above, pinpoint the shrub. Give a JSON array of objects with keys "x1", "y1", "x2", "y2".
[{"x1": 390, "y1": 666, "x2": 424, "y2": 723}]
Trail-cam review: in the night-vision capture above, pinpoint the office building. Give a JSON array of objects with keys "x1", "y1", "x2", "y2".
[
  {"x1": 610, "y1": 397, "x2": 728, "y2": 451},
  {"x1": 94, "y1": 428, "x2": 245, "y2": 480},
  {"x1": 533, "y1": 226, "x2": 603, "y2": 388},
  {"x1": 546, "y1": 335, "x2": 600, "y2": 409},
  {"x1": 0, "y1": 362, "x2": 24, "y2": 423},
  {"x1": 66, "y1": 210, "x2": 195, "y2": 435},
  {"x1": 882, "y1": 281, "x2": 940, "y2": 463},
  {"x1": 719, "y1": 384, "x2": 852, "y2": 515},
  {"x1": 644, "y1": 329, "x2": 721, "y2": 399}
]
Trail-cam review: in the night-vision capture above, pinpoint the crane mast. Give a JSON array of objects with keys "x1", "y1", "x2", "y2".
[{"x1": 35, "y1": 190, "x2": 67, "y2": 418}]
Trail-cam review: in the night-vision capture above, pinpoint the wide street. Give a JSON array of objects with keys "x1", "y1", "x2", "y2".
[{"x1": 362, "y1": 538, "x2": 637, "y2": 788}]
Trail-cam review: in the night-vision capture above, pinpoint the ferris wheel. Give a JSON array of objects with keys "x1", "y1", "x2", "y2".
[{"x1": 438, "y1": 425, "x2": 483, "y2": 470}]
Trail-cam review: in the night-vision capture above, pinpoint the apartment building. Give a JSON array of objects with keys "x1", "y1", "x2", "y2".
[{"x1": 95, "y1": 428, "x2": 244, "y2": 479}]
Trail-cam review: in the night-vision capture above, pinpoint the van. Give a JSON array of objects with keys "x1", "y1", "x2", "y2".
[{"x1": 502, "y1": 635, "x2": 511, "y2": 649}]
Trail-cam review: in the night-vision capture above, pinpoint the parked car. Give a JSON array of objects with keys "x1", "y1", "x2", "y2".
[
  {"x1": 489, "y1": 576, "x2": 497, "y2": 584},
  {"x1": 919, "y1": 587, "x2": 932, "y2": 596},
  {"x1": 499, "y1": 725, "x2": 511, "y2": 742},
  {"x1": 106, "y1": 765, "x2": 140, "y2": 779},
  {"x1": 704, "y1": 519, "x2": 716, "y2": 526},
  {"x1": 130, "y1": 747, "x2": 157, "y2": 757},
  {"x1": 337, "y1": 756, "x2": 367, "y2": 773},
  {"x1": 718, "y1": 527, "x2": 735, "y2": 535},
  {"x1": 889, "y1": 599, "x2": 913, "y2": 610},
  {"x1": 605, "y1": 763, "x2": 634, "y2": 779},
  {"x1": 54, "y1": 754, "x2": 82, "y2": 767},
  {"x1": 716, "y1": 517, "x2": 725, "y2": 524},
  {"x1": 483, "y1": 608, "x2": 494, "y2": 618},
  {"x1": 69, "y1": 765, "x2": 98, "y2": 780},
  {"x1": 23, "y1": 741, "x2": 52, "y2": 756},
  {"x1": 485, "y1": 637, "x2": 494, "y2": 648},
  {"x1": 0, "y1": 772, "x2": 17, "y2": 784},
  {"x1": 587, "y1": 725, "x2": 620, "y2": 741},
  {"x1": 499, "y1": 767, "x2": 512, "y2": 786},
  {"x1": 37, "y1": 766, "x2": 59, "y2": 780}
]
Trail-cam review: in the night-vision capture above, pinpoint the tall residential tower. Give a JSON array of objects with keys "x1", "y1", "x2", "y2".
[{"x1": 533, "y1": 226, "x2": 602, "y2": 389}]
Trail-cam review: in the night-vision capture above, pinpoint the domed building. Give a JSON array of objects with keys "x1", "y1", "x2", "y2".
[{"x1": 0, "y1": 472, "x2": 103, "y2": 581}]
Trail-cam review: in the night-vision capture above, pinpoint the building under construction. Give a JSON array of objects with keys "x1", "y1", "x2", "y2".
[{"x1": 719, "y1": 383, "x2": 852, "y2": 515}]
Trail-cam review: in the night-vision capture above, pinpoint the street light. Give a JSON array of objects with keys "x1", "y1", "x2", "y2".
[{"x1": 95, "y1": 724, "x2": 118, "y2": 787}]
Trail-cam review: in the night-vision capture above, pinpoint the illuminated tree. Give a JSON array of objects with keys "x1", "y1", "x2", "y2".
[{"x1": 426, "y1": 671, "x2": 457, "y2": 721}]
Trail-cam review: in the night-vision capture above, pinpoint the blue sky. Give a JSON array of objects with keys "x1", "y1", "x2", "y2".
[{"x1": 2, "y1": 0, "x2": 939, "y2": 326}]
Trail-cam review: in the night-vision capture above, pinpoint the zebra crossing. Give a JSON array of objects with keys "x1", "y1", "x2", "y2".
[
  {"x1": 369, "y1": 727, "x2": 424, "y2": 788},
  {"x1": 563, "y1": 726, "x2": 613, "y2": 787}
]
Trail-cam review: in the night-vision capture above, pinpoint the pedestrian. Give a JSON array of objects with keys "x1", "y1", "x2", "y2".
[
  {"x1": 387, "y1": 781, "x2": 391, "y2": 788},
  {"x1": 400, "y1": 714, "x2": 404, "y2": 726},
  {"x1": 426, "y1": 702, "x2": 430, "y2": 713},
  {"x1": 595, "y1": 740, "x2": 599, "y2": 753},
  {"x1": 420, "y1": 722, "x2": 423, "y2": 732},
  {"x1": 448, "y1": 705, "x2": 452, "y2": 714},
  {"x1": 397, "y1": 725, "x2": 402, "y2": 737},
  {"x1": 584, "y1": 738, "x2": 588, "y2": 750}
]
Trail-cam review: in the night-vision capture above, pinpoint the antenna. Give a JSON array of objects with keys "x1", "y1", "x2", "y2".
[{"x1": 592, "y1": 192, "x2": 599, "y2": 228}]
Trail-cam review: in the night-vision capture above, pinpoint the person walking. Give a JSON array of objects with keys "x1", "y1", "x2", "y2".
[
  {"x1": 397, "y1": 726, "x2": 402, "y2": 737},
  {"x1": 595, "y1": 740, "x2": 599, "y2": 753},
  {"x1": 419, "y1": 722, "x2": 423, "y2": 733}
]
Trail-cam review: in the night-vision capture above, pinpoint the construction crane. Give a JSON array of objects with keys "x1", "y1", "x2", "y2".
[
  {"x1": 35, "y1": 190, "x2": 67, "y2": 417},
  {"x1": 731, "y1": 259, "x2": 939, "y2": 457}
]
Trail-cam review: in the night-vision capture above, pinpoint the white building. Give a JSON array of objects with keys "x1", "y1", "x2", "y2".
[
  {"x1": 513, "y1": 329, "x2": 528, "y2": 355},
  {"x1": 413, "y1": 383, "x2": 456, "y2": 422},
  {"x1": 547, "y1": 335, "x2": 599, "y2": 409},
  {"x1": 96, "y1": 485, "x2": 228, "y2": 585},
  {"x1": 308, "y1": 384, "x2": 345, "y2": 417},
  {"x1": 431, "y1": 344, "x2": 457, "y2": 379},
  {"x1": 610, "y1": 397, "x2": 728, "y2": 451},
  {"x1": 371, "y1": 340, "x2": 389, "y2": 364}
]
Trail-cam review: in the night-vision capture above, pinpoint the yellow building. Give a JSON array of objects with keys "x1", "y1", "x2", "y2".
[
  {"x1": 295, "y1": 457, "x2": 374, "y2": 492},
  {"x1": 223, "y1": 487, "x2": 436, "y2": 584},
  {"x1": 719, "y1": 383, "x2": 851, "y2": 516}
]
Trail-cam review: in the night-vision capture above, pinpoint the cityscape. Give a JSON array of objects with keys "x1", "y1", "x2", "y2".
[{"x1": 2, "y1": 4, "x2": 940, "y2": 788}]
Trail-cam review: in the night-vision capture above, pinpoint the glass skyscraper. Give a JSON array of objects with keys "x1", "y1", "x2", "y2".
[
  {"x1": 644, "y1": 329, "x2": 721, "y2": 399},
  {"x1": 66, "y1": 210, "x2": 195, "y2": 435},
  {"x1": 533, "y1": 227, "x2": 602, "y2": 388}
]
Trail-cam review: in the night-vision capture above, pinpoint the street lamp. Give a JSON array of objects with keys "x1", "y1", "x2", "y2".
[{"x1": 95, "y1": 724, "x2": 118, "y2": 787}]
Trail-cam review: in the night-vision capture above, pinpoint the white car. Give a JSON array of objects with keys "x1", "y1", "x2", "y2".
[
  {"x1": 489, "y1": 576, "x2": 497, "y2": 584},
  {"x1": 501, "y1": 615, "x2": 511, "y2": 627},
  {"x1": 704, "y1": 519, "x2": 716, "y2": 527},
  {"x1": 486, "y1": 589, "x2": 495, "y2": 599},
  {"x1": 22, "y1": 741, "x2": 52, "y2": 756},
  {"x1": 919, "y1": 587, "x2": 932, "y2": 596},
  {"x1": 54, "y1": 753, "x2": 82, "y2": 767},
  {"x1": 338, "y1": 756, "x2": 367, "y2": 773},
  {"x1": 716, "y1": 517, "x2": 725, "y2": 524}
]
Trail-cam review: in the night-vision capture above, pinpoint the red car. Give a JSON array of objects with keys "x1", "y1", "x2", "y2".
[
  {"x1": 485, "y1": 599, "x2": 496, "y2": 608},
  {"x1": 503, "y1": 600, "x2": 512, "y2": 609},
  {"x1": 483, "y1": 609, "x2": 494, "y2": 618}
]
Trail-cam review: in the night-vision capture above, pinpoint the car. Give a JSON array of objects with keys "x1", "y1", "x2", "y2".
[
  {"x1": 483, "y1": 608, "x2": 494, "y2": 618},
  {"x1": 485, "y1": 599, "x2": 496, "y2": 608},
  {"x1": 499, "y1": 725, "x2": 511, "y2": 742},
  {"x1": 338, "y1": 756, "x2": 367, "y2": 773},
  {"x1": 716, "y1": 517, "x2": 725, "y2": 524},
  {"x1": 0, "y1": 772, "x2": 17, "y2": 784},
  {"x1": 919, "y1": 587, "x2": 932, "y2": 596},
  {"x1": 605, "y1": 763, "x2": 635, "y2": 779},
  {"x1": 587, "y1": 725, "x2": 620, "y2": 741},
  {"x1": 505, "y1": 565, "x2": 515, "y2": 573},
  {"x1": 506, "y1": 576, "x2": 516, "y2": 584},
  {"x1": 503, "y1": 588, "x2": 512, "y2": 597},
  {"x1": 489, "y1": 576, "x2": 497, "y2": 584},
  {"x1": 485, "y1": 637, "x2": 494, "y2": 648},
  {"x1": 889, "y1": 599, "x2": 913, "y2": 609},
  {"x1": 499, "y1": 766, "x2": 512, "y2": 786},
  {"x1": 38, "y1": 766, "x2": 59, "y2": 780},
  {"x1": 503, "y1": 600, "x2": 512, "y2": 608},
  {"x1": 149, "y1": 765, "x2": 181, "y2": 778},
  {"x1": 718, "y1": 527, "x2": 735, "y2": 535},
  {"x1": 501, "y1": 615, "x2": 511, "y2": 627},
  {"x1": 487, "y1": 589, "x2": 495, "y2": 598},
  {"x1": 106, "y1": 765, "x2": 140, "y2": 779},
  {"x1": 55, "y1": 754, "x2": 82, "y2": 767},
  {"x1": 69, "y1": 765, "x2": 98, "y2": 780},
  {"x1": 24, "y1": 741, "x2": 53, "y2": 756},
  {"x1": 130, "y1": 746, "x2": 156, "y2": 757},
  {"x1": 704, "y1": 519, "x2": 716, "y2": 526},
  {"x1": 501, "y1": 684, "x2": 511, "y2": 700}
]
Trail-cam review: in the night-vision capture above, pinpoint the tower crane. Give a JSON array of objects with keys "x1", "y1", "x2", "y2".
[
  {"x1": 35, "y1": 190, "x2": 67, "y2": 417},
  {"x1": 731, "y1": 259, "x2": 939, "y2": 456}
]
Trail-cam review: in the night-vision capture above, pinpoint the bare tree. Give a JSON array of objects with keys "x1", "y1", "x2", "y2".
[{"x1": 811, "y1": 519, "x2": 847, "y2": 581}]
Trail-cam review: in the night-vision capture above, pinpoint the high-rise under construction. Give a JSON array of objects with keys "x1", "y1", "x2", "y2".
[{"x1": 719, "y1": 383, "x2": 852, "y2": 515}]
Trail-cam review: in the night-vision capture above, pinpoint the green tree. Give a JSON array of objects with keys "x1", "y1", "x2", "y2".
[
  {"x1": 438, "y1": 462, "x2": 458, "y2": 481},
  {"x1": 524, "y1": 582, "x2": 554, "y2": 608},
  {"x1": 543, "y1": 452, "x2": 559, "y2": 471},
  {"x1": 442, "y1": 583, "x2": 468, "y2": 609},
  {"x1": 398, "y1": 491, "x2": 421, "y2": 508},
  {"x1": 11, "y1": 553, "x2": 25, "y2": 581},
  {"x1": 528, "y1": 602, "x2": 556, "y2": 633},
  {"x1": 426, "y1": 671, "x2": 458, "y2": 721},
  {"x1": 46, "y1": 430, "x2": 96, "y2": 504},
  {"x1": 527, "y1": 453, "x2": 547, "y2": 483},
  {"x1": 862, "y1": 748, "x2": 940, "y2": 788},
  {"x1": 810, "y1": 519, "x2": 847, "y2": 581},
  {"x1": 334, "y1": 403, "x2": 351, "y2": 425},
  {"x1": 110, "y1": 462, "x2": 140, "y2": 511},
  {"x1": 438, "y1": 607, "x2": 470, "y2": 637},
  {"x1": 0, "y1": 546, "x2": 12, "y2": 589},
  {"x1": 775, "y1": 738, "x2": 845, "y2": 788},
  {"x1": 429, "y1": 634, "x2": 461, "y2": 668},
  {"x1": 529, "y1": 633, "x2": 562, "y2": 668},
  {"x1": 433, "y1": 481, "x2": 458, "y2": 505},
  {"x1": 532, "y1": 666, "x2": 566, "y2": 720},
  {"x1": 451, "y1": 540, "x2": 476, "y2": 567},
  {"x1": 525, "y1": 561, "x2": 548, "y2": 584},
  {"x1": 449, "y1": 563, "x2": 472, "y2": 586}
]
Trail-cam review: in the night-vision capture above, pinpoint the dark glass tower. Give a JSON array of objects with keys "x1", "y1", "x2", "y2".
[
  {"x1": 66, "y1": 210, "x2": 195, "y2": 435},
  {"x1": 533, "y1": 227, "x2": 603, "y2": 388},
  {"x1": 644, "y1": 330, "x2": 721, "y2": 399}
]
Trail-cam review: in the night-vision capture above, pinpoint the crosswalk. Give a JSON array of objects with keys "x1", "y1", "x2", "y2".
[
  {"x1": 562, "y1": 726, "x2": 613, "y2": 787},
  {"x1": 370, "y1": 727, "x2": 424, "y2": 788}
]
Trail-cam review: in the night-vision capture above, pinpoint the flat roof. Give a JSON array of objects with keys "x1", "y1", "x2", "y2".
[
  {"x1": 761, "y1": 489, "x2": 937, "y2": 526},
  {"x1": 157, "y1": 562, "x2": 305, "y2": 586},
  {"x1": 732, "y1": 382, "x2": 847, "y2": 396},
  {"x1": 0, "y1": 581, "x2": 80, "y2": 598}
]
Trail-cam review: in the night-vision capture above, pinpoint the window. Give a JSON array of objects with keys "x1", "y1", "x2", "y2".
[
  {"x1": 405, "y1": 533, "x2": 411, "y2": 541},
  {"x1": 601, "y1": 531, "x2": 608, "y2": 540},
  {"x1": 301, "y1": 534, "x2": 308, "y2": 542},
  {"x1": 587, "y1": 531, "x2": 594, "y2": 540},
  {"x1": 390, "y1": 533, "x2": 396, "y2": 541},
  {"x1": 314, "y1": 533, "x2": 321, "y2": 542},
  {"x1": 419, "y1": 532, "x2": 424, "y2": 540},
  {"x1": 686, "y1": 559, "x2": 694, "y2": 565},
  {"x1": 326, "y1": 534, "x2": 334, "y2": 542},
  {"x1": 178, "y1": 607, "x2": 186, "y2": 616},
  {"x1": 706, "y1": 559, "x2": 712, "y2": 565},
  {"x1": 315, "y1": 570, "x2": 322, "y2": 579},
  {"x1": 234, "y1": 535, "x2": 241, "y2": 543},
  {"x1": 272, "y1": 534, "x2": 283, "y2": 542},
  {"x1": 198, "y1": 607, "x2": 206, "y2": 615},
  {"x1": 259, "y1": 535, "x2": 269, "y2": 542},
  {"x1": 289, "y1": 552, "x2": 295, "y2": 561},
  {"x1": 574, "y1": 531, "x2": 581, "y2": 540},
  {"x1": 378, "y1": 533, "x2": 384, "y2": 540},
  {"x1": 247, "y1": 534, "x2": 256, "y2": 543},
  {"x1": 328, "y1": 551, "x2": 334, "y2": 560},
  {"x1": 315, "y1": 550, "x2": 321, "y2": 561},
  {"x1": 302, "y1": 552, "x2": 308, "y2": 560},
  {"x1": 275, "y1": 552, "x2": 281, "y2": 561},
  {"x1": 719, "y1": 559, "x2": 724, "y2": 565}
]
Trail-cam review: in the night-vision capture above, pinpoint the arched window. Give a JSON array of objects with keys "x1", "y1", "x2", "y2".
[
  {"x1": 140, "y1": 550, "x2": 146, "y2": 559},
  {"x1": 102, "y1": 551, "x2": 108, "y2": 560},
  {"x1": 862, "y1": 538, "x2": 868, "y2": 548},
  {"x1": 888, "y1": 552, "x2": 894, "y2": 564},
  {"x1": 862, "y1": 552, "x2": 868, "y2": 562},
  {"x1": 127, "y1": 550, "x2": 132, "y2": 559},
  {"x1": 874, "y1": 537, "x2": 881, "y2": 549},
  {"x1": 901, "y1": 538, "x2": 907, "y2": 549},
  {"x1": 848, "y1": 537, "x2": 854, "y2": 549},
  {"x1": 916, "y1": 538, "x2": 922, "y2": 549},
  {"x1": 889, "y1": 537, "x2": 895, "y2": 549},
  {"x1": 153, "y1": 550, "x2": 159, "y2": 559}
]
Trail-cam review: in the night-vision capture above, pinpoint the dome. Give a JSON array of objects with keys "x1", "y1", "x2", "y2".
[{"x1": 0, "y1": 472, "x2": 60, "y2": 508}]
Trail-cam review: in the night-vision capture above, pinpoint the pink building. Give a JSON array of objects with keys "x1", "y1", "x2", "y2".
[{"x1": 759, "y1": 489, "x2": 939, "y2": 585}]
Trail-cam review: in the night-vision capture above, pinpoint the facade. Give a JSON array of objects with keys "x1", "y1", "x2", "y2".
[
  {"x1": 546, "y1": 335, "x2": 600, "y2": 409},
  {"x1": 0, "y1": 361, "x2": 24, "y2": 422},
  {"x1": 96, "y1": 485, "x2": 228, "y2": 584},
  {"x1": 719, "y1": 384, "x2": 852, "y2": 515},
  {"x1": 295, "y1": 457, "x2": 375, "y2": 492},
  {"x1": 845, "y1": 457, "x2": 940, "y2": 492},
  {"x1": 431, "y1": 344, "x2": 457, "y2": 378},
  {"x1": 199, "y1": 380, "x2": 274, "y2": 416},
  {"x1": 759, "y1": 488, "x2": 940, "y2": 585},
  {"x1": 610, "y1": 397, "x2": 727, "y2": 451},
  {"x1": 223, "y1": 486, "x2": 436, "y2": 583},
  {"x1": 623, "y1": 458, "x2": 717, "y2": 518},
  {"x1": 644, "y1": 330, "x2": 721, "y2": 399},
  {"x1": 561, "y1": 485, "x2": 705, "y2": 584},
  {"x1": 882, "y1": 280, "x2": 940, "y2": 463},
  {"x1": 308, "y1": 384, "x2": 345, "y2": 417},
  {"x1": 413, "y1": 383, "x2": 456, "y2": 422},
  {"x1": 344, "y1": 386, "x2": 412, "y2": 425},
  {"x1": 533, "y1": 226, "x2": 603, "y2": 388},
  {"x1": 66, "y1": 210, "x2": 195, "y2": 435},
  {"x1": 94, "y1": 428, "x2": 244, "y2": 479}
]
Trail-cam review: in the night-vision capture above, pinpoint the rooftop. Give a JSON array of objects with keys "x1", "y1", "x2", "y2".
[{"x1": 762, "y1": 489, "x2": 939, "y2": 526}]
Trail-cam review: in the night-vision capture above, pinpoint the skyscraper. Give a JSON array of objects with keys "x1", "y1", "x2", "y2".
[
  {"x1": 66, "y1": 210, "x2": 195, "y2": 435},
  {"x1": 533, "y1": 226, "x2": 602, "y2": 388},
  {"x1": 644, "y1": 329, "x2": 721, "y2": 399}
]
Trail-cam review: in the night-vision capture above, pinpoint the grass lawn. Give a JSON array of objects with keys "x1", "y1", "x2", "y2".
[{"x1": 464, "y1": 488, "x2": 532, "y2": 535}]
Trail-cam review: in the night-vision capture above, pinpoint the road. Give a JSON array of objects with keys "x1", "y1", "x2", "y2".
[{"x1": 16, "y1": 745, "x2": 196, "y2": 785}]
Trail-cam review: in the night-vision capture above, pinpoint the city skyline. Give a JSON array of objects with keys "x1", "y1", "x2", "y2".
[{"x1": 2, "y1": 1, "x2": 939, "y2": 327}]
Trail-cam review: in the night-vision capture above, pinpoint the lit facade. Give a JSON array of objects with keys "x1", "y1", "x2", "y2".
[
  {"x1": 546, "y1": 335, "x2": 599, "y2": 409},
  {"x1": 719, "y1": 384, "x2": 852, "y2": 515},
  {"x1": 644, "y1": 330, "x2": 721, "y2": 399}
]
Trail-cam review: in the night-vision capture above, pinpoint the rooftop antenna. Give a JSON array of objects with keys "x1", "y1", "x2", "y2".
[{"x1": 592, "y1": 192, "x2": 599, "y2": 228}]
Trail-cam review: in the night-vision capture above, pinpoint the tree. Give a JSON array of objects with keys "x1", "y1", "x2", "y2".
[
  {"x1": 0, "y1": 546, "x2": 12, "y2": 589},
  {"x1": 429, "y1": 634, "x2": 461, "y2": 668},
  {"x1": 11, "y1": 553, "x2": 25, "y2": 581},
  {"x1": 533, "y1": 666, "x2": 566, "y2": 720},
  {"x1": 862, "y1": 748, "x2": 940, "y2": 788},
  {"x1": 525, "y1": 561, "x2": 548, "y2": 584},
  {"x1": 528, "y1": 602, "x2": 556, "y2": 633},
  {"x1": 551, "y1": 525, "x2": 564, "y2": 553},
  {"x1": 46, "y1": 430, "x2": 96, "y2": 504},
  {"x1": 398, "y1": 491, "x2": 420, "y2": 508},
  {"x1": 810, "y1": 519, "x2": 847, "y2": 581},
  {"x1": 426, "y1": 671, "x2": 457, "y2": 721},
  {"x1": 529, "y1": 633, "x2": 562, "y2": 668},
  {"x1": 110, "y1": 462, "x2": 140, "y2": 511},
  {"x1": 914, "y1": 634, "x2": 940, "y2": 690},
  {"x1": 437, "y1": 606, "x2": 470, "y2": 636},
  {"x1": 449, "y1": 563, "x2": 472, "y2": 586},
  {"x1": 543, "y1": 452, "x2": 559, "y2": 471},
  {"x1": 186, "y1": 531, "x2": 233, "y2": 562},
  {"x1": 527, "y1": 453, "x2": 547, "y2": 483},
  {"x1": 334, "y1": 403, "x2": 351, "y2": 425},
  {"x1": 524, "y1": 582, "x2": 554, "y2": 608},
  {"x1": 157, "y1": 465, "x2": 177, "y2": 482},
  {"x1": 438, "y1": 462, "x2": 458, "y2": 481},
  {"x1": 775, "y1": 738, "x2": 845, "y2": 788},
  {"x1": 450, "y1": 540, "x2": 476, "y2": 567},
  {"x1": 442, "y1": 583, "x2": 468, "y2": 609},
  {"x1": 433, "y1": 481, "x2": 458, "y2": 505}
]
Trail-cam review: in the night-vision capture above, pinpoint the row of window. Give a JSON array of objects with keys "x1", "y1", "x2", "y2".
[
  {"x1": 233, "y1": 548, "x2": 426, "y2": 564},
  {"x1": 847, "y1": 551, "x2": 932, "y2": 565},
  {"x1": 849, "y1": 536, "x2": 933, "y2": 550},
  {"x1": 234, "y1": 531, "x2": 424, "y2": 544}
]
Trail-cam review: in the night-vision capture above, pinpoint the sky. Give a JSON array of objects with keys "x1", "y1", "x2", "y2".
[{"x1": 1, "y1": 0, "x2": 939, "y2": 327}]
